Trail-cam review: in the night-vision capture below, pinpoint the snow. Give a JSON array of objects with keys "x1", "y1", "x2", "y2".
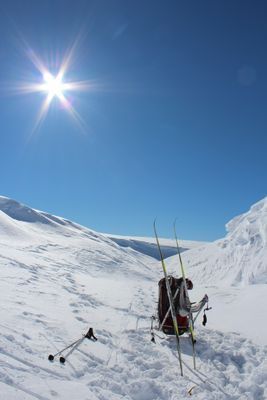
[
  {"x1": 0, "y1": 195, "x2": 267, "y2": 399},
  {"x1": 170, "y1": 197, "x2": 267, "y2": 286},
  {"x1": 105, "y1": 234, "x2": 207, "y2": 260}
]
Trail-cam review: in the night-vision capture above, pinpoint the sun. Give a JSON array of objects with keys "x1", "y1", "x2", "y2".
[
  {"x1": 41, "y1": 72, "x2": 65, "y2": 100},
  {"x1": 8, "y1": 34, "x2": 98, "y2": 135}
]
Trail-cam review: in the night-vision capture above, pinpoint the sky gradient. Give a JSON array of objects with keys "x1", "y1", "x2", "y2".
[{"x1": 0, "y1": 0, "x2": 266, "y2": 241}]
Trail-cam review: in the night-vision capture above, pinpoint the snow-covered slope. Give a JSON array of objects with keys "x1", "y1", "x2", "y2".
[
  {"x1": 0, "y1": 196, "x2": 267, "y2": 400},
  {"x1": 0, "y1": 196, "x2": 155, "y2": 280},
  {"x1": 105, "y1": 234, "x2": 206, "y2": 260},
  {"x1": 168, "y1": 197, "x2": 267, "y2": 286}
]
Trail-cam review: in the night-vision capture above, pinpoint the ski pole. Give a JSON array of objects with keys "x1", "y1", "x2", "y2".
[
  {"x1": 48, "y1": 337, "x2": 81, "y2": 361},
  {"x1": 59, "y1": 337, "x2": 85, "y2": 364},
  {"x1": 59, "y1": 327, "x2": 98, "y2": 364},
  {"x1": 48, "y1": 327, "x2": 97, "y2": 362}
]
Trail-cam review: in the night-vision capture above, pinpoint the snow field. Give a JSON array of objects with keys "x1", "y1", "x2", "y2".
[{"x1": 0, "y1": 196, "x2": 267, "y2": 399}]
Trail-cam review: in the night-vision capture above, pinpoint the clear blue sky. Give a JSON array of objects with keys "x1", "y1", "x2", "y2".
[{"x1": 0, "y1": 0, "x2": 266, "y2": 241}]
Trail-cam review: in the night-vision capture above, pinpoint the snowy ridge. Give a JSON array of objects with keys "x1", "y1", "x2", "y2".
[
  {"x1": 0, "y1": 196, "x2": 267, "y2": 399},
  {"x1": 168, "y1": 197, "x2": 267, "y2": 286},
  {"x1": 0, "y1": 196, "x2": 53, "y2": 225},
  {"x1": 105, "y1": 234, "x2": 205, "y2": 260},
  {"x1": 0, "y1": 195, "x2": 112, "y2": 241},
  {"x1": 0, "y1": 197, "x2": 156, "y2": 281}
]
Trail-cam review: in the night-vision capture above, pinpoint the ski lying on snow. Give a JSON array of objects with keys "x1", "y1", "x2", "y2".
[{"x1": 48, "y1": 327, "x2": 97, "y2": 364}]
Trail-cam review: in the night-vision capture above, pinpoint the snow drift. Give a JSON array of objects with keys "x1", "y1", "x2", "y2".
[{"x1": 167, "y1": 197, "x2": 267, "y2": 286}]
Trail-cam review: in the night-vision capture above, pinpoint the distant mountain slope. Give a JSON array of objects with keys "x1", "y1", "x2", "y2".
[
  {"x1": 167, "y1": 197, "x2": 267, "y2": 286},
  {"x1": 0, "y1": 196, "x2": 155, "y2": 281},
  {"x1": 0, "y1": 196, "x2": 204, "y2": 261},
  {"x1": 106, "y1": 234, "x2": 206, "y2": 260}
]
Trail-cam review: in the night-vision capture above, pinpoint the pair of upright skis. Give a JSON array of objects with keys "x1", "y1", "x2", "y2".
[
  {"x1": 153, "y1": 220, "x2": 196, "y2": 377},
  {"x1": 48, "y1": 327, "x2": 97, "y2": 364}
]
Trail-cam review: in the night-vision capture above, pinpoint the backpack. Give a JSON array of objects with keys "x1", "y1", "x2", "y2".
[{"x1": 158, "y1": 276, "x2": 193, "y2": 335}]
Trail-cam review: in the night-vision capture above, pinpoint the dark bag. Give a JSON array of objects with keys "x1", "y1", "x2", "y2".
[{"x1": 158, "y1": 276, "x2": 191, "y2": 335}]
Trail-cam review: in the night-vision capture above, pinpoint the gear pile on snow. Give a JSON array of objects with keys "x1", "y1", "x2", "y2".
[
  {"x1": 152, "y1": 220, "x2": 210, "y2": 376},
  {"x1": 157, "y1": 276, "x2": 209, "y2": 335}
]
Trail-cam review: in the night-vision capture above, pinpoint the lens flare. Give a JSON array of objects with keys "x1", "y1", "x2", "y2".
[
  {"x1": 6, "y1": 33, "x2": 99, "y2": 135},
  {"x1": 41, "y1": 73, "x2": 65, "y2": 99}
]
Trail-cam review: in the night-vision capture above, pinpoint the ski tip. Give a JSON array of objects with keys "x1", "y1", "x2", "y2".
[
  {"x1": 59, "y1": 356, "x2": 66, "y2": 364},
  {"x1": 153, "y1": 218, "x2": 158, "y2": 233},
  {"x1": 48, "y1": 354, "x2": 54, "y2": 362},
  {"x1": 188, "y1": 385, "x2": 196, "y2": 396}
]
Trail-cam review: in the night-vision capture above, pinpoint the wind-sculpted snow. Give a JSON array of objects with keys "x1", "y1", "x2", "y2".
[
  {"x1": 106, "y1": 234, "x2": 206, "y2": 260},
  {"x1": 167, "y1": 197, "x2": 267, "y2": 286},
  {"x1": 0, "y1": 196, "x2": 53, "y2": 225},
  {"x1": 0, "y1": 195, "x2": 267, "y2": 399}
]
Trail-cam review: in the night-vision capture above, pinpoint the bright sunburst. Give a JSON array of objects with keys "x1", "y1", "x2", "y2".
[
  {"x1": 9, "y1": 34, "x2": 97, "y2": 135},
  {"x1": 41, "y1": 72, "x2": 65, "y2": 100}
]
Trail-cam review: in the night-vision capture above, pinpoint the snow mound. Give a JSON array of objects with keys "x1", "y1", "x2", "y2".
[
  {"x1": 0, "y1": 196, "x2": 53, "y2": 225},
  {"x1": 167, "y1": 197, "x2": 267, "y2": 286},
  {"x1": 226, "y1": 197, "x2": 267, "y2": 245}
]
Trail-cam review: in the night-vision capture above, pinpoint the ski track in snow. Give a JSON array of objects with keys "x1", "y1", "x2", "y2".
[
  {"x1": 0, "y1": 321, "x2": 266, "y2": 399},
  {"x1": 0, "y1": 196, "x2": 267, "y2": 399}
]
